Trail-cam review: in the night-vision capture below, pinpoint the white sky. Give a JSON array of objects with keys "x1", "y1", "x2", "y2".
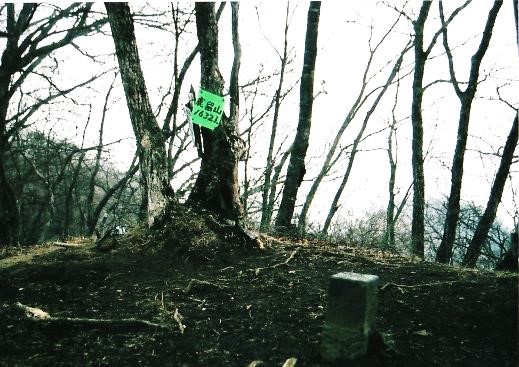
[{"x1": 20, "y1": 1, "x2": 519, "y2": 230}]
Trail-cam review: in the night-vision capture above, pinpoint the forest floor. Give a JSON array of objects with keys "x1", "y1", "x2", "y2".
[{"x1": 0, "y1": 231, "x2": 517, "y2": 367}]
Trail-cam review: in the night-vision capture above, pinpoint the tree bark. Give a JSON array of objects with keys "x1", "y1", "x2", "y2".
[
  {"x1": 187, "y1": 2, "x2": 245, "y2": 224},
  {"x1": 410, "y1": 1, "x2": 432, "y2": 259},
  {"x1": 0, "y1": 154, "x2": 18, "y2": 245},
  {"x1": 436, "y1": 0, "x2": 502, "y2": 264},
  {"x1": 105, "y1": 3, "x2": 172, "y2": 227},
  {"x1": 275, "y1": 1, "x2": 321, "y2": 232},
  {"x1": 385, "y1": 108, "x2": 398, "y2": 250},
  {"x1": 463, "y1": 114, "x2": 518, "y2": 267}
]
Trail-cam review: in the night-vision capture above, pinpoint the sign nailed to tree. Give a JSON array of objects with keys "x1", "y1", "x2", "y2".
[{"x1": 191, "y1": 89, "x2": 225, "y2": 130}]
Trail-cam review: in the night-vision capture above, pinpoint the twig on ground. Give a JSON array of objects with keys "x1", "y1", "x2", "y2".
[{"x1": 184, "y1": 279, "x2": 228, "y2": 293}]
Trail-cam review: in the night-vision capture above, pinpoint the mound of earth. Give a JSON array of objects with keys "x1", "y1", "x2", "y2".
[{"x1": 0, "y1": 232, "x2": 516, "y2": 366}]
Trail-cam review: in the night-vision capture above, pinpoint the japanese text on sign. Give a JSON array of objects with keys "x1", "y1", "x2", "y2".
[{"x1": 191, "y1": 89, "x2": 224, "y2": 130}]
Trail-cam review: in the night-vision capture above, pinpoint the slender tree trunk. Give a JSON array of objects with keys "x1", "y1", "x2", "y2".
[
  {"x1": 264, "y1": 149, "x2": 291, "y2": 228},
  {"x1": 322, "y1": 50, "x2": 405, "y2": 235},
  {"x1": 62, "y1": 153, "x2": 85, "y2": 238},
  {"x1": 436, "y1": 0, "x2": 502, "y2": 263},
  {"x1": 88, "y1": 159, "x2": 139, "y2": 235},
  {"x1": 463, "y1": 114, "x2": 518, "y2": 267},
  {"x1": 187, "y1": 2, "x2": 246, "y2": 224},
  {"x1": 297, "y1": 15, "x2": 405, "y2": 235},
  {"x1": 105, "y1": 3, "x2": 172, "y2": 227},
  {"x1": 86, "y1": 74, "x2": 115, "y2": 233},
  {"x1": 410, "y1": 2, "x2": 432, "y2": 259},
  {"x1": 386, "y1": 122, "x2": 397, "y2": 250},
  {"x1": 275, "y1": 1, "x2": 321, "y2": 232},
  {"x1": 260, "y1": 3, "x2": 290, "y2": 232}
]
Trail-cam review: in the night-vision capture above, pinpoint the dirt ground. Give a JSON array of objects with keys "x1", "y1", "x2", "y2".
[{"x1": 0, "y1": 235, "x2": 517, "y2": 367}]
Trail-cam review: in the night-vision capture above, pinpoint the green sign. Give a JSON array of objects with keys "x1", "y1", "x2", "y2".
[{"x1": 191, "y1": 89, "x2": 224, "y2": 130}]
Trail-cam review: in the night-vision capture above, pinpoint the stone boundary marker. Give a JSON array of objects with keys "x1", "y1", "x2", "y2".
[{"x1": 321, "y1": 272, "x2": 379, "y2": 362}]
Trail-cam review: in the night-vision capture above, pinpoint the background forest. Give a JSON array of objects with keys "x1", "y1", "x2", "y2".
[{"x1": 0, "y1": 1, "x2": 518, "y2": 270}]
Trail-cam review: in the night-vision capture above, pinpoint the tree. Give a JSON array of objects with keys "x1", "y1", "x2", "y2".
[
  {"x1": 187, "y1": 2, "x2": 247, "y2": 225},
  {"x1": 436, "y1": 0, "x2": 502, "y2": 264},
  {"x1": 297, "y1": 14, "x2": 407, "y2": 235},
  {"x1": 385, "y1": 78, "x2": 412, "y2": 250},
  {"x1": 409, "y1": 2, "x2": 432, "y2": 259},
  {"x1": 463, "y1": 113, "x2": 518, "y2": 267},
  {"x1": 275, "y1": 1, "x2": 321, "y2": 232},
  {"x1": 0, "y1": 3, "x2": 106, "y2": 245},
  {"x1": 322, "y1": 48, "x2": 407, "y2": 235},
  {"x1": 105, "y1": 3, "x2": 173, "y2": 227},
  {"x1": 259, "y1": 2, "x2": 292, "y2": 231},
  {"x1": 407, "y1": 0, "x2": 471, "y2": 259}
]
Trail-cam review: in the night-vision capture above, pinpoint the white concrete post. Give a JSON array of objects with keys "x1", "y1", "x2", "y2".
[{"x1": 321, "y1": 272, "x2": 379, "y2": 362}]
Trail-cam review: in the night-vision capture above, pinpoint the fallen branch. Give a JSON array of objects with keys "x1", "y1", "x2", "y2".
[
  {"x1": 52, "y1": 241, "x2": 83, "y2": 248},
  {"x1": 380, "y1": 280, "x2": 478, "y2": 292},
  {"x1": 12, "y1": 302, "x2": 170, "y2": 331},
  {"x1": 250, "y1": 248, "x2": 300, "y2": 275}
]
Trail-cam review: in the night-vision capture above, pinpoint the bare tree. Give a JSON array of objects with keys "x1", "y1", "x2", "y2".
[
  {"x1": 0, "y1": 3, "x2": 107, "y2": 245},
  {"x1": 409, "y1": 1, "x2": 432, "y2": 259},
  {"x1": 463, "y1": 113, "x2": 518, "y2": 267},
  {"x1": 297, "y1": 14, "x2": 408, "y2": 234},
  {"x1": 275, "y1": 1, "x2": 321, "y2": 232},
  {"x1": 259, "y1": 2, "x2": 293, "y2": 231},
  {"x1": 322, "y1": 47, "x2": 407, "y2": 235},
  {"x1": 436, "y1": 0, "x2": 502, "y2": 264},
  {"x1": 105, "y1": 3, "x2": 173, "y2": 227},
  {"x1": 384, "y1": 77, "x2": 412, "y2": 250},
  {"x1": 406, "y1": 0, "x2": 471, "y2": 259}
]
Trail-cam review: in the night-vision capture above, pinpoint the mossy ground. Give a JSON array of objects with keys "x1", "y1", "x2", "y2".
[{"x1": 0, "y1": 228, "x2": 517, "y2": 367}]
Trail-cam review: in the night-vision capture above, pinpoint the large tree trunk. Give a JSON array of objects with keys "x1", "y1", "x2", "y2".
[
  {"x1": 275, "y1": 1, "x2": 321, "y2": 232},
  {"x1": 105, "y1": 3, "x2": 172, "y2": 227},
  {"x1": 436, "y1": 0, "x2": 502, "y2": 264},
  {"x1": 0, "y1": 82, "x2": 17, "y2": 245},
  {"x1": 410, "y1": 2, "x2": 432, "y2": 259},
  {"x1": 0, "y1": 6, "x2": 23, "y2": 245},
  {"x1": 463, "y1": 114, "x2": 518, "y2": 267},
  {"x1": 187, "y1": 2, "x2": 245, "y2": 224}
]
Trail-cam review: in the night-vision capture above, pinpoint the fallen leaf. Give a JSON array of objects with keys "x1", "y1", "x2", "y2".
[
  {"x1": 282, "y1": 357, "x2": 297, "y2": 367},
  {"x1": 247, "y1": 360, "x2": 264, "y2": 367},
  {"x1": 173, "y1": 308, "x2": 186, "y2": 334},
  {"x1": 413, "y1": 329, "x2": 431, "y2": 336}
]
